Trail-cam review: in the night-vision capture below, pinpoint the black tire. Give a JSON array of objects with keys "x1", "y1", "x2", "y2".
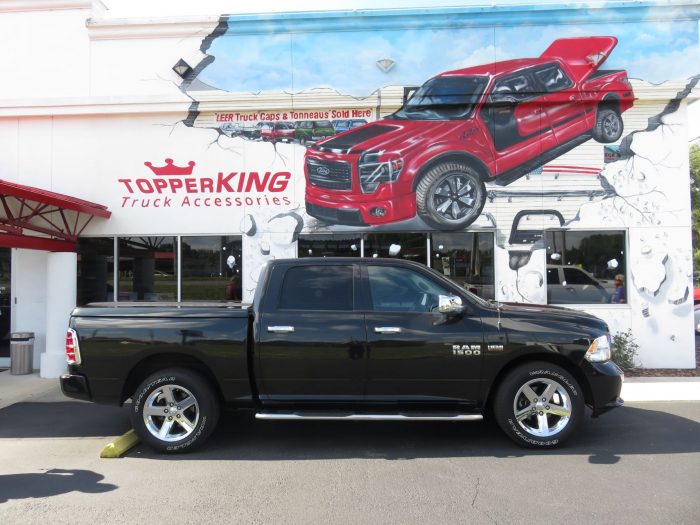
[
  {"x1": 592, "y1": 106, "x2": 623, "y2": 143},
  {"x1": 131, "y1": 368, "x2": 219, "y2": 454},
  {"x1": 416, "y1": 162, "x2": 486, "y2": 230},
  {"x1": 493, "y1": 361, "x2": 583, "y2": 448}
]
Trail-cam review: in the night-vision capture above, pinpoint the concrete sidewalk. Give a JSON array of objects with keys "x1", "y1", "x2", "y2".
[
  {"x1": 1, "y1": 369, "x2": 699, "y2": 410},
  {"x1": 0, "y1": 370, "x2": 60, "y2": 410}
]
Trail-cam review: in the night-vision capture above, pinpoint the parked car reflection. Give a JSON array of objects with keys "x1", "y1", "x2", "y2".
[{"x1": 546, "y1": 265, "x2": 613, "y2": 304}]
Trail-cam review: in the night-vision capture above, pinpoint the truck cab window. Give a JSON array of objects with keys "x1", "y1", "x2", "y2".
[
  {"x1": 367, "y1": 265, "x2": 449, "y2": 312},
  {"x1": 277, "y1": 265, "x2": 353, "y2": 311}
]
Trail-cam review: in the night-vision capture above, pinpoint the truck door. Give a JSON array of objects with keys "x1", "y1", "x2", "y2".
[
  {"x1": 480, "y1": 69, "x2": 556, "y2": 174},
  {"x1": 362, "y1": 264, "x2": 484, "y2": 405},
  {"x1": 255, "y1": 263, "x2": 366, "y2": 402},
  {"x1": 532, "y1": 63, "x2": 589, "y2": 143}
]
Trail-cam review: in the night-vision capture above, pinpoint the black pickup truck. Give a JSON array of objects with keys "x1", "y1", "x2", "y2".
[{"x1": 61, "y1": 258, "x2": 623, "y2": 453}]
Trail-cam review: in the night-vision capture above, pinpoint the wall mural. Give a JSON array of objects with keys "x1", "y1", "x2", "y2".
[{"x1": 133, "y1": 5, "x2": 699, "y2": 367}]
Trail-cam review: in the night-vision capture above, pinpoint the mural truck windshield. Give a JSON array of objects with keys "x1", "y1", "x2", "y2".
[{"x1": 392, "y1": 76, "x2": 488, "y2": 120}]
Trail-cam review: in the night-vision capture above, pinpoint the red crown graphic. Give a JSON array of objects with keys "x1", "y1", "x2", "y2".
[{"x1": 144, "y1": 158, "x2": 196, "y2": 176}]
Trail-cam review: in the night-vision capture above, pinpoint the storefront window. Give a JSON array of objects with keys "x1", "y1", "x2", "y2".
[
  {"x1": 118, "y1": 237, "x2": 177, "y2": 301},
  {"x1": 430, "y1": 232, "x2": 495, "y2": 300},
  {"x1": 77, "y1": 238, "x2": 115, "y2": 306},
  {"x1": 298, "y1": 235, "x2": 361, "y2": 258},
  {"x1": 545, "y1": 230, "x2": 626, "y2": 305},
  {"x1": 181, "y1": 236, "x2": 242, "y2": 301},
  {"x1": 364, "y1": 233, "x2": 428, "y2": 265}
]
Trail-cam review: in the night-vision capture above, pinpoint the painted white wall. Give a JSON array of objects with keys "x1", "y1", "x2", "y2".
[
  {"x1": 41, "y1": 252, "x2": 77, "y2": 378},
  {"x1": 11, "y1": 249, "x2": 48, "y2": 371},
  {"x1": 0, "y1": 2, "x2": 100, "y2": 100}
]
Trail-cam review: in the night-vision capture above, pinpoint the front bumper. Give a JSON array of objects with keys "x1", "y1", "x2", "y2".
[
  {"x1": 60, "y1": 373, "x2": 91, "y2": 402},
  {"x1": 584, "y1": 359, "x2": 624, "y2": 416},
  {"x1": 305, "y1": 193, "x2": 416, "y2": 226}
]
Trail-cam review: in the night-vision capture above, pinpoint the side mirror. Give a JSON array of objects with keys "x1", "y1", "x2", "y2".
[{"x1": 439, "y1": 294, "x2": 464, "y2": 315}]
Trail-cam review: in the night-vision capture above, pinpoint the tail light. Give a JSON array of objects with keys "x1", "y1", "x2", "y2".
[{"x1": 65, "y1": 328, "x2": 82, "y2": 365}]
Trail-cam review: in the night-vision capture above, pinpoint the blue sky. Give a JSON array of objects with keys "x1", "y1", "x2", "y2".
[{"x1": 196, "y1": 3, "x2": 699, "y2": 96}]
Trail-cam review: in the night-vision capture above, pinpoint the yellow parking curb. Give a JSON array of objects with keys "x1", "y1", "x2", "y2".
[{"x1": 100, "y1": 429, "x2": 139, "y2": 458}]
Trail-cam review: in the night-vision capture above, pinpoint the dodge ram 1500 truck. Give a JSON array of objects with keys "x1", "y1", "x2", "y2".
[
  {"x1": 304, "y1": 36, "x2": 634, "y2": 230},
  {"x1": 61, "y1": 258, "x2": 624, "y2": 453}
]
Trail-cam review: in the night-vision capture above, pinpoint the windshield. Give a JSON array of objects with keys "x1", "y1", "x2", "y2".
[{"x1": 391, "y1": 76, "x2": 488, "y2": 120}]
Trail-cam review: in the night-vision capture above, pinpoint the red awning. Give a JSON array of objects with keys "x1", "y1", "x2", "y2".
[{"x1": 0, "y1": 179, "x2": 111, "y2": 252}]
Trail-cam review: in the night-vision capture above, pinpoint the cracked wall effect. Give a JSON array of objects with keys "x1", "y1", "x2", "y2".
[{"x1": 153, "y1": 17, "x2": 699, "y2": 366}]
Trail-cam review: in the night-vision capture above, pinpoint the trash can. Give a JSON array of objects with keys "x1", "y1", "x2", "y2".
[{"x1": 10, "y1": 332, "x2": 35, "y2": 375}]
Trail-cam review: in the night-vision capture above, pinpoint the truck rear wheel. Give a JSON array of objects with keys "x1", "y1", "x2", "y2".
[
  {"x1": 493, "y1": 362, "x2": 583, "y2": 448},
  {"x1": 416, "y1": 162, "x2": 486, "y2": 230},
  {"x1": 131, "y1": 368, "x2": 219, "y2": 454},
  {"x1": 592, "y1": 107, "x2": 623, "y2": 143}
]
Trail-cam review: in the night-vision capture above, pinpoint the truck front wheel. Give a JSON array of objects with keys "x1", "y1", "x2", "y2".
[
  {"x1": 131, "y1": 368, "x2": 220, "y2": 454},
  {"x1": 493, "y1": 362, "x2": 584, "y2": 448},
  {"x1": 416, "y1": 162, "x2": 486, "y2": 230}
]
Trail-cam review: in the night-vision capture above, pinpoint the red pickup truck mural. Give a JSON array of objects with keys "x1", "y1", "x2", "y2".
[{"x1": 304, "y1": 36, "x2": 634, "y2": 230}]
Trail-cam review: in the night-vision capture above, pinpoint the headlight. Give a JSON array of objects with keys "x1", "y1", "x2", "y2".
[
  {"x1": 585, "y1": 334, "x2": 611, "y2": 363},
  {"x1": 358, "y1": 152, "x2": 403, "y2": 193}
]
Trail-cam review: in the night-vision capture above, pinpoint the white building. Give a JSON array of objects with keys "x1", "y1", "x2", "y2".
[{"x1": 1, "y1": 0, "x2": 698, "y2": 376}]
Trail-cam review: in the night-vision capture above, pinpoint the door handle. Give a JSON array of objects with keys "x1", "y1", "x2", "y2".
[
  {"x1": 267, "y1": 326, "x2": 295, "y2": 333},
  {"x1": 569, "y1": 95, "x2": 576, "y2": 101},
  {"x1": 374, "y1": 327, "x2": 402, "y2": 334}
]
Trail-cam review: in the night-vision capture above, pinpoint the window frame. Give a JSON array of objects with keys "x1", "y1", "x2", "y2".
[{"x1": 544, "y1": 228, "x2": 629, "y2": 307}]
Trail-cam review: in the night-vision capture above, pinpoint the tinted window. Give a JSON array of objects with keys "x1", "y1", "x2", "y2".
[
  {"x1": 491, "y1": 73, "x2": 536, "y2": 102},
  {"x1": 118, "y1": 237, "x2": 177, "y2": 301},
  {"x1": 278, "y1": 265, "x2": 353, "y2": 310},
  {"x1": 364, "y1": 233, "x2": 428, "y2": 264},
  {"x1": 534, "y1": 64, "x2": 573, "y2": 92},
  {"x1": 298, "y1": 235, "x2": 361, "y2": 258},
  {"x1": 546, "y1": 230, "x2": 626, "y2": 304},
  {"x1": 316, "y1": 120, "x2": 332, "y2": 127},
  {"x1": 546, "y1": 267, "x2": 560, "y2": 285},
  {"x1": 367, "y1": 265, "x2": 450, "y2": 312},
  {"x1": 77, "y1": 237, "x2": 115, "y2": 305},
  {"x1": 430, "y1": 232, "x2": 495, "y2": 300},
  {"x1": 181, "y1": 236, "x2": 242, "y2": 300},
  {"x1": 563, "y1": 268, "x2": 596, "y2": 285}
]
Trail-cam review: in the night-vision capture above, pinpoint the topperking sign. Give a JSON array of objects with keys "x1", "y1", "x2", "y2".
[{"x1": 117, "y1": 158, "x2": 293, "y2": 209}]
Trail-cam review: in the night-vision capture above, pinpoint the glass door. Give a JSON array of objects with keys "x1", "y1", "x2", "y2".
[{"x1": 0, "y1": 248, "x2": 10, "y2": 369}]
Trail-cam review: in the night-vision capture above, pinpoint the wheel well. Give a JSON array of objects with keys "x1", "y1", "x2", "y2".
[
  {"x1": 412, "y1": 153, "x2": 491, "y2": 191},
  {"x1": 120, "y1": 353, "x2": 223, "y2": 405},
  {"x1": 483, "y1": 353, "x2": 594, "y2": 414},
  {"x1": 599, "y1": 95, "x2": 621, "y2": 115}
]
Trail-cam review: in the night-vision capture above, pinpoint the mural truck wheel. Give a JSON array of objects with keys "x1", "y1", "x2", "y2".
[
  {"x1": 593, "y1": 107, "x2": 623, "y2": 143},
  {"x1": 493, "y1": 361, "x2": 583, "y2": 448},
  {"x1": 416, "y1": 162, "x2": 486, "y2": 230},
  {"x1": 131, "y1": 368, "x2": 219, "y2": 454}
]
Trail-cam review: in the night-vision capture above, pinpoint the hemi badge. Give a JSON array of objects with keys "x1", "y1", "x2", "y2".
[{"x1": 487, "y1": 344, "x2": 504, "y2": 352}]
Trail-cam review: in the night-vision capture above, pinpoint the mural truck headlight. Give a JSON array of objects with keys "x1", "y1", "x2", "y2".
[
  {"x1": 585, "y1": 334, "x2": 612, "y2": 363},
  {"x1": 358, "y1": 152, "x2": 404, "y2": 193}
]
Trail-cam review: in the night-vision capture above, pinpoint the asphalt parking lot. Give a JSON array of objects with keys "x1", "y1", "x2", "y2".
[{"x1": 1, "y1": 385, "x2": 699, "y2": 524}]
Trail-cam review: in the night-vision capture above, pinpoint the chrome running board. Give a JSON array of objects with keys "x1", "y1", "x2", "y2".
[{"x1": 255, "y1": 412, "x2": 482, "y2": 422}]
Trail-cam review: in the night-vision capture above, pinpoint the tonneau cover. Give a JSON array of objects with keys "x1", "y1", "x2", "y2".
[{"x1": 540, "y1": 36, "x2": 618, "y2": 82}]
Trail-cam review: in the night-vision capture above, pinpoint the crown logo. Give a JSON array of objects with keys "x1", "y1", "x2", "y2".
[{"x1": 144, "y1": 158, "x2": 196, "y2": 176}]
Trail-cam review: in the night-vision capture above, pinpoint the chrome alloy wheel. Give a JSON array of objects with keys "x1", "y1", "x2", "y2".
[
  {"x1": 431, "y1": 174, "x2": 477, "y2": 221},
  {"x1": 513, "y1": 378, "x2": 572, "y2": 438},
  {"x1": 143, "y1": 384, "x2": 200, "y2": 442},
  {"x1": 601, "y1": 112, "x2": 620, "y2": 140}
]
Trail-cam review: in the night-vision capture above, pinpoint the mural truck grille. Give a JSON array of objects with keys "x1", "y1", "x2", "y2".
[{"x1": 307, "y1": 159, "x2": 352, "y2": 190}]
